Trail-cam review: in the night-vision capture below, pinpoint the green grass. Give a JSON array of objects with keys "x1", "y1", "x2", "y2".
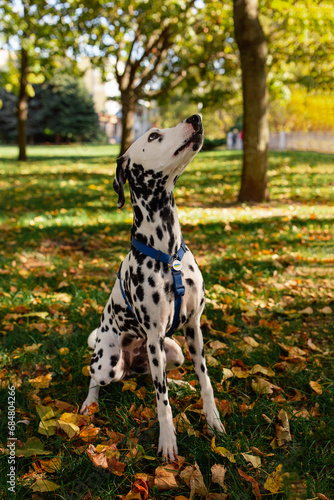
[{"x1": 0, "y1": 145, "x2": 333, "y2": 499}]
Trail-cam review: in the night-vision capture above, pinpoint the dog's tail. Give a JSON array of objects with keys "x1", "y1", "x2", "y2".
[{"x1": 87, "y1": 328, "x2": 98, "y2": 349}]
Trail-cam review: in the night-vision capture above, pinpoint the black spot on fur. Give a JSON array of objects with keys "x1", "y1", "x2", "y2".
[
  {"x1": 110, "y1": 355, "x2": 118, "y2": 367},
  {"x1": 148, "y1": 276, "x2": 155, "y2": 287},
  {"x1": 189, "y1": 345, "x2": 196, "y2": 355},
  {"x1": 186, "y1": 327, "x2": 195, "y2": 339},
  {"x1": 201, "y1": 364, "x2": 206, "y2": 373},
  {"x1": 149, "y1": 344, "x2": 156, "y2": 355},
  {"x1": 186, "y1": 278, "x2": 195, "y2": 287},
  {"x1": 152, "y1": 292, "x2": 160, "y2": 304},
  {"x1": 153, "y1": 358, "x2": 159, "y2": 367},
  {"x1": 156, "y1": 226, "x2": 163, "y2": 240},
  {"x1": 136, "y1": 285, "x2": 144, "y2": 301}
]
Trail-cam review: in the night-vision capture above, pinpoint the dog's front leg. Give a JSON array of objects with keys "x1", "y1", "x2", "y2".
[
  {"x1": 184, "y1": 317, "x2": 226, "y2": 435},
  {"x1": 147, "y1": 334, "x2": 177, "y2": 461},
  {"x1": 80, "y1": 377, "x2": 100, "y2": 415}
]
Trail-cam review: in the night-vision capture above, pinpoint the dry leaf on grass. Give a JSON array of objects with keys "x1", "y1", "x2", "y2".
[
  {"x1": 241, "y1": 453, "x2": 262, "y2": 468},
  {"x1": 154, "y1": 465, "x2": 179, "y2": 492},
  {"x1": 276, "y1": 409, "x2": 292, "y2": 447},
  {"x1": 211, "y1": 463, "x2": 227, "y2": 491},
  {"x1": 29, "y1": 373, "x2": 52, "y2": 388},
  {"x1": 238, "y1": 469, "x2": 261, "y2": 499},
  {"x1": 264, "y1": 464, "x2": 283, "y2": 494},
  {"x1": 310, "y1": 380, "x2": 323, "y2": 395},
  {"x1": 180, "y1": 462, "x2": 207, "y2": 499},
  {"x1": 31, "y1": 477, "x2": 60, "y2": 492},
  {"x1": 211, "y1": 438, "x2": 236, "y2": 463}
]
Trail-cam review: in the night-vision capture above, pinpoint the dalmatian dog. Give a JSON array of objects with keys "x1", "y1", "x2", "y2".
[{"x1": 81, "y1": 114, "x2": 225, "y2": 460}]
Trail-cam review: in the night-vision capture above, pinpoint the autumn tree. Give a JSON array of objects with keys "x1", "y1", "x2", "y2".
[
  {"x1": 233, "y1": 0, "x2": 269, "y2": 203},
  {"x1": 0, "y1": 0, "x2": 80, "y2": 160},
  {"x1": 76, "y1": 0, "x2": 231, "y2": 155}
]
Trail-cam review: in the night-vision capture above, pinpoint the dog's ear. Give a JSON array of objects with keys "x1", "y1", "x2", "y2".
[{"x1": 113, "y1": 156, "x2": 128, "y2": 208}]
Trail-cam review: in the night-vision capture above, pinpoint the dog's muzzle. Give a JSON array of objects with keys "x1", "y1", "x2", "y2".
[{"x1": 174, "y1": 114, "x2": 203, "y2": 156}]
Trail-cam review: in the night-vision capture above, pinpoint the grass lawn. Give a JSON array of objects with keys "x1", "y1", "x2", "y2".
[{"x1": 0, "y1": 144, "x2": 333, "y2": 499}]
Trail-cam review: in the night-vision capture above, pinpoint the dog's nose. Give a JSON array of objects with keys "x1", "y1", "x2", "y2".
[{"x1": 186, "y1": 114, "x2": 201, "y2": 125}]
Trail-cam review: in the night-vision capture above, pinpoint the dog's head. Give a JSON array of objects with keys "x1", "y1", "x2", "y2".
[{"x1": 113, "y1": 114, "x2": 203, "y2": 208}]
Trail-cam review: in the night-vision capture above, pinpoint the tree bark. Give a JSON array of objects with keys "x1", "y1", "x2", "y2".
[
  {"x1": 120, "y1": 94, "x2": 135, "y2": 156},
  {"x1": 233, "y1": 0, "x2": 269, "y2": 202},
  {"x1": 17, "y1": 44, "x2": 29, "y2": 161}
]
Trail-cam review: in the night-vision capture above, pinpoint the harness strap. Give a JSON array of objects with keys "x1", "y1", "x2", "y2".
[{"x1": 117, "y1": 238, "x2": 186, "y2": 337}]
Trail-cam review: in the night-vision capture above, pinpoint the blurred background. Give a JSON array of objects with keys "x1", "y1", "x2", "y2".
[{"x1": 1, "y1": 1, "x2": 333, "y2": 171}]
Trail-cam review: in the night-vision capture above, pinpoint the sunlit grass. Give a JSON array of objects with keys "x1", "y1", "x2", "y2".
[{"x1": 0, "y1": 145, "x2": 333, "y2": 499}]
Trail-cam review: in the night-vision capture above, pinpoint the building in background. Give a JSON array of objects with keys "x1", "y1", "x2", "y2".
[{"x1": 81, "y1": 59, "x2": 154, "y2": 144}]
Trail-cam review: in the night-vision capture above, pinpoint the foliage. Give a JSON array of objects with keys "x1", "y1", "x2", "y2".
[
  {"x1": 0, "y1": 145, "x2": 333, "y2": 499},
  {"x1": 0, "y1": 88, "x2": 17, "y2": 143},
  {"x1": 0, "y1": 76, "x2": 105, "y2": 143},
  {"x1": 270, "y1": 88, "x2": 334, "y2": 132},
  {"x1": 0, "y1": 0, "x2": 80, "y2": 95}
]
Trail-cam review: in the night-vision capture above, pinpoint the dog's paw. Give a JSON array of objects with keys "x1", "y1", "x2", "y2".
[
  {"x1": 206, "y1": 414, "x2": 226, "y2": 435},
  {"x1": 80, "y1": 399, "x2": 98, "y2": 415},
  {"x1": 158, "y1": 427, "x2": 178, "y2": 461}
]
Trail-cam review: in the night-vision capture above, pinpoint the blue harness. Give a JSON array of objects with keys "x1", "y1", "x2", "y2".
[{"x1": 117, "y1": 238, "x2": 187, "y2": 337}]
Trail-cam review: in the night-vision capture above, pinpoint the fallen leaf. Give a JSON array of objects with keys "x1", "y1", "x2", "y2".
[
  {"x1": 276, "y1": 410, "x2": 292, "y2": 446},
  {"x1": 250, "y1": 364, "x2": 275, "y2": 377},
  {"x1": 31, "y1": 478, "x2": 60, "y2": 492},
  {"x1": 57, "y1": 420, "x2": 80, "y2": 439},
  {"x1": 180, "y1": 462, "x2": 207, "y2": 499},
  {"x1": 319, "y1": 306, "x2": 332, "y2": 314},
  {"x1": 29, "y1": 373, "x2": 52, "y2": 388},
  {"x1": 211, "y1": 463, "x2": 227, "y2": 490},
  {"x1": 15, "y1": 437, "x2": 52, "y2": 457},
  {"x1": 122, "y1": 379, "x2": 137, "y2": 392},
  {"x1": 299, "y1": 307, "x2": 313, "y2": 315},
  {"x1": 241, "y1": 453, "x2": 261, "y2": 468},
  {"x1": 310, "y1": 380, "x2": 323, "y2": 395},
  {"x1": 79, "y1": 423, "x2": 100, "y2": 442},
  {"x1": 232, "y1": 366, "x2": 249, "y2": 378},
  {"x1": 264, "y1": 464, "x2": 283, "y2": 493},
  {"x1": 243, "y1": 336, "x2": 259, "y2": 347},
  {"x1": 211, "y1": 437, "x2": 236, "y2": 463},
  {"x1": 154, "y1": 465, "x2": 179, "y2": 492},
  {"x1": 222, "y1": 368, "x2": 234, "y2": 381},
  {"x1": 238, "y1": 469, "x2": 261, "y2": 499},
  {"x1": 317, "y1": 494, "x2": 330, "y2": 500},
  {"x1": 37, "y1": 454, "x2": 62, "y2": 473},
  {"x1": 252, "y1": 378, "x2": 276, "y2": 395},
  {"x1": 58, "y1": 347, "x2": 69, "y2": 355}
]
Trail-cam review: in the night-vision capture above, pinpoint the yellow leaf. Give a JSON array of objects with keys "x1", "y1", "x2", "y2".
[
  {"x1": 82, "y1": 365, "x2": 91, "y2": 376},
  {"x1": 29, "y1": 373, "x2": 52, "y2": 388},
  {"x1": 232, "y1": 366, "x2": 249, "y2": 378},
  {"x1": 222, "y1": 368, "x2": 234, "y2": 381},
  {"x1": 58, "y1": 347, "x2": 69, "y2": 355},
  {"x1": 211, "y1": 437, "x2": 236, "y2": 463},
  {"x1": 24, "y1": 343, "x2": 42, "y2": 353},
  {"x1": 38, "y1": 454, "x2": 62, "y2": 473},
  {"x1": 276, "y1": 410, "x2": 292, "y2": 446},
  {"x1": 241, "y1": 453, "x2": 262, "y2": 468},
  {"x1": 243, "y1": 336, "x2": 259, "y2": 347},
  {"x1": 250, "y1": 364, "x2": 275, "y2": 377},
  {"x1": 38, "y1": 418, "x2": 57, "y2": 436},
  {"x1": 31, "y1": 478, "x2": 60, "y2": 492},
  {"x1": 57, "y1": 420, "x2": 80, "y2": 439},
  {"x1": 122, "y1": 379, "x2": 137, "y2": 392},
  {"x1": 310, "y1": 380, "x2": 323, "y2": 395},
  {"x1": 264, "y1": 464, "x2": 283, "y2": 494}
]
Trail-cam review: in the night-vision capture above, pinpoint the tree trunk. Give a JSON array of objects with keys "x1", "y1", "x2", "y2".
[
  {"x1": 17, "y1": 45, "x2": 29, "y2": 161},
  {"x1": 120, "y1": 94, "x2": 135, "y2": 156},
  {"x1": 233, "y1": 0, "x2": 269, "y2": 202}
]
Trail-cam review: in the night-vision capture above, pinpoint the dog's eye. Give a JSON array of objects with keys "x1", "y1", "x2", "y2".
[{"x1": 148, "y1": 132, "x2": 161, "y2": 142}]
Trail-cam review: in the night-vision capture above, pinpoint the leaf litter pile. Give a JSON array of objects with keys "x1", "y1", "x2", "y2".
[{"x1": 0, "y1": 146, "x2": 333, "y2": 499}]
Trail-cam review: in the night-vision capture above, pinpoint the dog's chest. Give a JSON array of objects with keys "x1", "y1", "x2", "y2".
[{"x1": 113, "y1": 249, "x2": 204, "y2": 335}]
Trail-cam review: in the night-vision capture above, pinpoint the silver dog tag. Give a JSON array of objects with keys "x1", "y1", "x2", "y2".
[{"x1": 172, "y1": 260, "x2": 182, "y2": 271}]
